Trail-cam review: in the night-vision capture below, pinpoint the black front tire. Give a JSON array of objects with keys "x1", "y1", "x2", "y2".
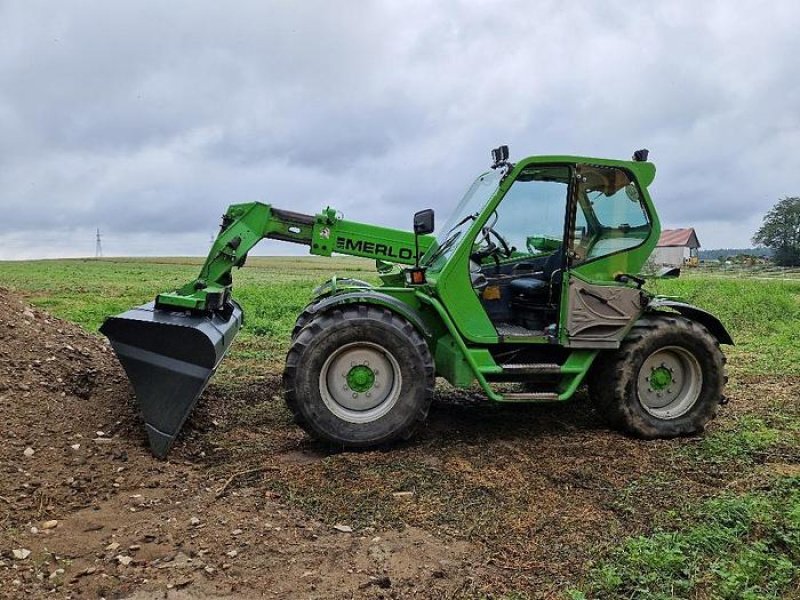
[
  {"x1": 283, "y1": 305, "x2": 435, "y2": 447},
  {"x1": 589, "y1": 314, "x2": 726, "y2": 439}
]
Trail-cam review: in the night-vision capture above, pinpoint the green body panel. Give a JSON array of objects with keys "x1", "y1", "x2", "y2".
[
  {"x1": 312, "y1": 217, "x2": 434, "y2": 262},
  {"x1": 149, "y1": 152, "x2": 720, "y2": 406},
  {"x1": 434, "y1": 335, "x2": 474, "y2": 388},
  {"x1": 556, "y1": 350, "x2": 599, "y2": 397}
]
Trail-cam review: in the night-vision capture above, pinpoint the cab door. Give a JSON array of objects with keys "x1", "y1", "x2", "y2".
[
  {"x1": 450, "y1": 163, "x2": 573, "y2": 343},
  {"x1": 563, "y1": 164, "x2": 655, "y2": 347}
]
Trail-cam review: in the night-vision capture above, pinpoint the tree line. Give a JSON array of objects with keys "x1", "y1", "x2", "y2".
[{"x1": 753, "y1": 197, "x2": 800, "y2": 267}]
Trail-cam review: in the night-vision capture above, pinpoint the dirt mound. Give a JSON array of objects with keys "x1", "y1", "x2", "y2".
[
  {"x1": 0, "y1": 287, "x2": 143, "y2": 527},
  {"x1": 0, "y1": 290, "x2": 476, "y2": 599}
]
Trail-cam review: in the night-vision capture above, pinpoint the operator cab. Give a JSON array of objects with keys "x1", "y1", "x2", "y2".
[{"x1": 469, "y1": 159, "x2": 652, "y2": 339}]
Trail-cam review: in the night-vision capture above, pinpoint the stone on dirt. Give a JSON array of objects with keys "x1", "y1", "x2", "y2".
[
  {"x1": 333, "y1": 524, "x2": 353, "y2": 533},
  {"x1": 12, "y1": 549, "x2": 31, "y2": 560},
  {"x1": 392, "y1": 491, "x2": 414, "y2": 498}
]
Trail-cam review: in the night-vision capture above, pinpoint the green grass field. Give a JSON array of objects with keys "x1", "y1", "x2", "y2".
[
  {"x1": 1, "y1": 257, "x2": 797, "y2": 379},
  {"x1": 1, "y1": 256, "x2": 798, "y2": 598}
]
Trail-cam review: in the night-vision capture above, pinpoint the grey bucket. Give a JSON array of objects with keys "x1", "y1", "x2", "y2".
[{"x1": 100, "y1": 301, "x2": 243, "y2": 458}]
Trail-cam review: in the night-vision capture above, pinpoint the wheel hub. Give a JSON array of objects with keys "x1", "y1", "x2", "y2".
[
  {"x1": 649, "y1": 366, "x2": 673, "y2": 391},
  {"x1": 346, "y1": 365, "x2": 375, "y2": 393}
]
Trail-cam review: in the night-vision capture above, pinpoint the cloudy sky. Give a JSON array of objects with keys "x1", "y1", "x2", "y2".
[{"x1": 1, "y1": 1, "x2": 798, "y2": 259}]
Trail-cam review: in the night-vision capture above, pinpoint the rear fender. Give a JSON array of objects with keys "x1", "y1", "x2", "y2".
[
  {"x1": 301, "y1": 290, "x2": 432, "y2": 341},
  {"x1": 646, "y1": 299, "x2": 734, "y2": 345}
]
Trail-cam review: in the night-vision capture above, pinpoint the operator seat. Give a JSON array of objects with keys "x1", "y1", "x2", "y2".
[{"x1": 508, "y1": 250, "x2": 562, "y2": 302}]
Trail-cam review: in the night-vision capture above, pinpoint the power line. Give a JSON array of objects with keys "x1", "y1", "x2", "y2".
[{"x1": 95, "y1": 228, "x2": 103, "y2": 258}]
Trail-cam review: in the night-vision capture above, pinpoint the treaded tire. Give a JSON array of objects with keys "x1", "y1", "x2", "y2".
[
  {"x1": 588, "y1": 314, "x2": 726, "y2": 439},
  {"x1": 290, "y1": 303, "x2": 315, "y2": 341},
  {"x1": 283, "y1": 305, "x2": 435, "y2": 447}
]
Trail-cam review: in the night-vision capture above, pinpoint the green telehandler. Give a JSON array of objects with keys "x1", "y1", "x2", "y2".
[{"x1": 101, "y1": 147, "x2": 731, "y2": 458}]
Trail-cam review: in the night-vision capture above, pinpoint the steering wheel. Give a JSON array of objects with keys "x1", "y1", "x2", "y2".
[{"x1": 471, "y1": 223, "x2": 513, "y2": 264}]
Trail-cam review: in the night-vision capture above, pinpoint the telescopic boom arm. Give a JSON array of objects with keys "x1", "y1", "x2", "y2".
[{"x1": 155, "y1": 202, "x2": 434, "y2": 312}]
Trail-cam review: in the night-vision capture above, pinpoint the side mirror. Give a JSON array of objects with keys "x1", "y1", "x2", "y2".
[{"x1": 413, "y1": 209, "x2": 435, "y2": 235}]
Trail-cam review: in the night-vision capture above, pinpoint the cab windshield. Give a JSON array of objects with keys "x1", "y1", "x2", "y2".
[{"x1": 422, "y1": 170, "x2": 502, "y2": 269}]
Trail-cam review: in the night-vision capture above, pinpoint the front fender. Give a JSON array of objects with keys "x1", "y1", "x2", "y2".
[
  {"x1": 646, "y1": 298, "x2": 734, "y2": 345},
  {"x1": 302, "y1": 289, "x2": 432, "y2": 340},
  {"x1": 311, "y1": 277, "x2": 372, "y2": 300}
]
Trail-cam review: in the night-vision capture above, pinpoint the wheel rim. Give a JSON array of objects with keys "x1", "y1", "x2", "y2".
[
  {"x1": 637, "y1": 346, "x2": 703, "y2": 420},
  {"x1": 319, "y1": 341, "x2": 402, "y2": 424}
]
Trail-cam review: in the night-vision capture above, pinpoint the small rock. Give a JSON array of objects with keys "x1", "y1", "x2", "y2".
[
  {"x1": 189, "y1": 517, "x2": 201, "y2": 526},
  {"x1": 70, "y1": 444, "x2": 81, "y2": 451},
  {"x1": 116, "y1": 554, "x2": 133, "y2": 566},
  {"x1": 231, "y1": 529, "x2": 243, "y2": 536},
  {"x1": 30, "y1": 527, "x2": 39, "y2": 534},
  {"x1": 23, "y1": 447, "x2": 35, "y2": 458},
  {"x1": 333, "y1": 524, "x2": 353, "y2": 533},
  {"x1": 225, "y1": 549, "x2": 238, "y2": 558},
  {"x1": 204, "y1": 566, "x2": 215, "y2": 575},
  {"x1": 392, "y1": 491, "x2": 414, "y2": 498},
  {"x1": 129, "y1": 544, "x2": 141, "y2": 551},
  {"x1": 157, "y1": 551, "x2": 193, "y2": 569},
  {"x1": 174, "y1": 577, "x2": 193, "y2": 589},
  {"x1": 49, "y1": 568, "x2": 65, "y2": 580},
  {"x1": 96, "y1": 431, "x2": 105, "y2": 437},
  {"x1": 12, "y1": 548, "x2": 31, "y2": 560},
  {"x1": 41, "y1": 520, "x2": 58, "y2": 530},
  {"x1": 105, "y1": 542, "x2": 120, "y2": 551},
  {"x1": 22, "y1": 309, "x2": 35, "y2": 320}
]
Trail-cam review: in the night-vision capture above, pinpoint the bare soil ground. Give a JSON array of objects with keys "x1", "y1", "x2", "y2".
[{"x1": 0, "y1": 287, "x2": 796, "y2": 598}]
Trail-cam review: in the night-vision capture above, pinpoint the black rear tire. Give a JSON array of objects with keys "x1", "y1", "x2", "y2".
[
  {"x1": 589, "y1": 314, "x2": 725, "y2": 439},
  {"x1": 283, "y1": 305, "x2": 434, "y2": 447}
]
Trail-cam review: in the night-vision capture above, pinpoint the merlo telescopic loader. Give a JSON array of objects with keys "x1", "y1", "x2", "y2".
[{"x1": 101, "y1": 147, "x2": 732, "y2": 458}]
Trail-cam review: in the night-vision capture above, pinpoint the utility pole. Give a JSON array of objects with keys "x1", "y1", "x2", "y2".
[{"x1": 95, "y1": 228, "x2": 103, "y2": 258}]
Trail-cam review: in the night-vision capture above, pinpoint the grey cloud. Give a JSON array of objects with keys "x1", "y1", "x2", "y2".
[{"x1": 1, "y1": 0, "x2": 799, "y2": 258}]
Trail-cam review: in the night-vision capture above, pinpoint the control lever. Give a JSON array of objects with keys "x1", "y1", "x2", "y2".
[{"x1": 615, "y1": 273, "x2": 646, "y2": 289}]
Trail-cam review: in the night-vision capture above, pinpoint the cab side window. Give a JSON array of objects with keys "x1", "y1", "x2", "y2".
[
  {"x1": 490, "y1": 166, "x2": 571, "y2": 257},
  {"x1": 573, "y1": 166, "x2": 651, "y2": 261}
]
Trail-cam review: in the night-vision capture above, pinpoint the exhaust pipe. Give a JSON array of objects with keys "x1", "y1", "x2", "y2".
[{"x1": 100, "y1": 301, "x2": 243, "y2": 458}]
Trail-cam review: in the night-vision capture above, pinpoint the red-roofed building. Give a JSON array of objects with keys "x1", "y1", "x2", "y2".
[{"x1": 651, "y1": 228, "x2": 701, "y2": 267}]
